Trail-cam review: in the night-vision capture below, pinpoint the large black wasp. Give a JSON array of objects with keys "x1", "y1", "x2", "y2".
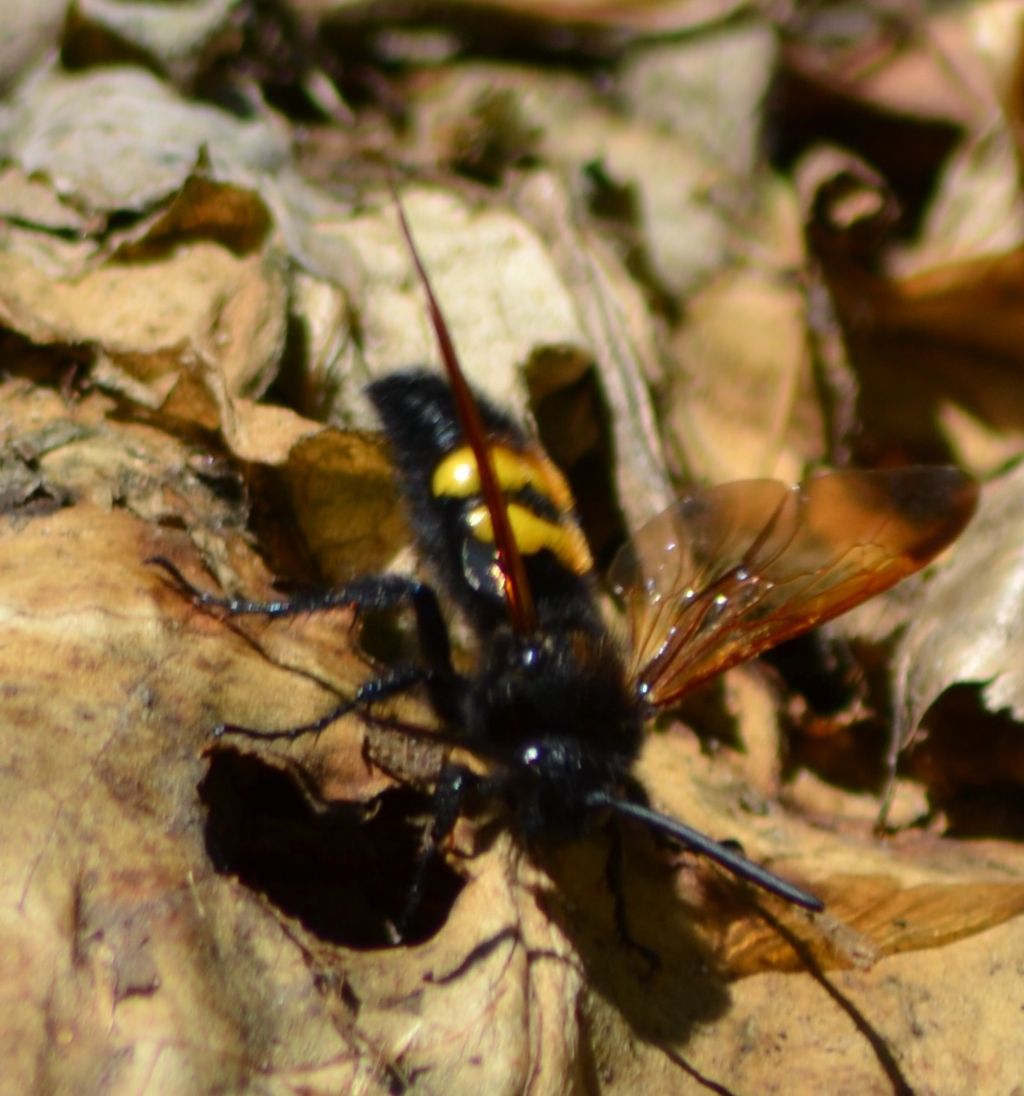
[{"x1": 153, "y1": 194, "x2": 978, "y2": 951}]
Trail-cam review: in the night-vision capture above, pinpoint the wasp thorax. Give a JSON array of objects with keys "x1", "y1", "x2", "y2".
[{"x1": 467, "y1": 629, "x2": 643, "y2": 765}]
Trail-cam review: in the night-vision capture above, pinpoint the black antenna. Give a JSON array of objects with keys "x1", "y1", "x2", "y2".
[{"x1": 589, "y1": 793, "x2": 823, "y2": 911}]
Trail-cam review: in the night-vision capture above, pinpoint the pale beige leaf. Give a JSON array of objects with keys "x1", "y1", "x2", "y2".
[{"x1": 893, "y1": 463, "x2": 1024, "y2": 738}]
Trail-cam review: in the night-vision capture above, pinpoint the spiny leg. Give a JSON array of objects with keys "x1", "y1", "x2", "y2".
[
  {"x1": 149, "y1": 557, "x2": 452, "y2": 672},
  {"x1": 216, "y1": 663, "x2": 433, "y2": 741},
  {"x1": 149, "y1": 556, "x2": 457, "y2": 740},
  {"x1": 398, "y1": 764, "x2": 495, "y2": 941}
]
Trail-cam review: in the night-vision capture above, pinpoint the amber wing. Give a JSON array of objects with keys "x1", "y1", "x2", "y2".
[{"x1": 610, "y1": 467, "x2": 978, "y2": 708}]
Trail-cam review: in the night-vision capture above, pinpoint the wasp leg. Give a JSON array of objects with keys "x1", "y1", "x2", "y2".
[
  {"x1": 216, "y1": 663, "x2": 433, "y2": 741},
  {"x1": 149, "y1": 558, "x2": 453, "y2": 673},
  {"x1": 606, "y1": 822, "x2": 661, "y2": 972},
  {"x1": 398, "y1": 764, "x2": 495, "y2": 941},
  {"x1": 149, "y1": 557, "x2": 457, "y2": 738}
]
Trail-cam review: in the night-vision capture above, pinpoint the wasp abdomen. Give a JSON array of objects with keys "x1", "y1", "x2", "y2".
[
  {"x1": 369, "y1": 369, "x2": 597, "y2": 632},
  {"x1": 433, "y1": 443, "x2": 592, "y2": 578}
]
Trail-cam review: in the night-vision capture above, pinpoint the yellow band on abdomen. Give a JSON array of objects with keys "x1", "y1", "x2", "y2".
[
  {"x1": 466, "y1": 503, "x2": 593, "y2": 576},
  {"x1": 432, "y1": 444, "x2": 575, "y2": 512}
]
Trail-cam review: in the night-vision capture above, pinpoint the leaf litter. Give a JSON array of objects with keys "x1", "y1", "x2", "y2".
[{"x1": 1, "y1": 3, "x2": 1024, "y2": 1094}]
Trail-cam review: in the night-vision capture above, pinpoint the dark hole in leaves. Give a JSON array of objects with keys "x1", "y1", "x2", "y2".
[
  {"x1": 763, "y1": 631, "x2": 864, "y2": 719},
  {"x1": 939, "y1": 784, "x2": 1024, "y2": 840},
  {"x1": 903, "y1": 685, "x2": 1024, "y2": 839},
  {"x1": 786, "y1": 715, "x2": 888, "y2": 795},
  {"x1": 199, "y1": 746, "x2": 465, "y2": 948}
]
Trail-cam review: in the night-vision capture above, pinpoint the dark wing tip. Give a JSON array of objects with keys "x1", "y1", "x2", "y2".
[{"x1": 870, "y1": 466, "x2": 979, "y2": 564}]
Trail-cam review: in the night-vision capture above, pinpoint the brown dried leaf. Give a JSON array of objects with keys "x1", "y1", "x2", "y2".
[
  {"x1": 2, "y1": 7, "x2": 1022, "y2": 1091},
  {"x1": 815, "y1": 232, "x2": 1024, "y2": 467},
  {"x1": 669, "y1": 909, "x2": 1024, "y2": 1093},
  {"x1": 783, "y1": 8, "x2": 990, "y2": 130},
  {"x1": 0, "y1": 163, "x2": 95, "y2": 237},
  {"x1": 637, "y1": 728, "x2": 1024, "y2": 942},
  {"x1": 0, "y1": 454, "x2": 367, "y2": 1093},
  {"x1": 900, "y1": 124, "x2": 1024, "y2": 270},
  {"x1": 668, "y1": 257, "x2": 825, "y2": 484},
  {"x1": 720, "y1": 871, "x2": 1024, "y2": 976},
  {"x1": 618, "y1": 23, "x2": 774, "y2": 181},
  {"x1": 0, "y1": 242, "x2": 288, "y2": 412},
  {"x1": 281, "y1": 428, "x2": 406, "y2": 581}
]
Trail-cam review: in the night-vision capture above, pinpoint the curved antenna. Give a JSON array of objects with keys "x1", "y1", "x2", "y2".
[
  {"x1": 392, "y1": 190, "x2": 537, "y2": 634},
  {"x1": 589, "y1": 792, "x2": 824, "y2": 911}
]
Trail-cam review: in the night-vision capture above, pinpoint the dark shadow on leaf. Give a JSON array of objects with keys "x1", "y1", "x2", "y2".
[
  {"x1": 199, "y1": 746, "x2": 465, "y2": 948},
  {"x1": 531, "y1": 833, "x2": 733, "y2": 1048}
]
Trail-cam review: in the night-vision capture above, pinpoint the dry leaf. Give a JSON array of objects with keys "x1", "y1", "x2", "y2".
[
  {"x1": 4, "y1": 66, "x2": 289, "y2": 221},
  {"x1": 326, "y1": 187, "x2": 590, "y2": 412},
  {"x1": 668, "y1": 260, "x2": 824, "y2": 484},
  {"x1": 0, "y1": 0, "x2": 64, "y2": 92},
  {"x1": 2, "y1": 4, "x2": 1022, "y2": 1092},
  {"x1": 66, "y1": 0, "x2": 238, "y2": 83},
  {"x1": 893, "y1": 463, "x2": 1024, "y2": 736}
]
